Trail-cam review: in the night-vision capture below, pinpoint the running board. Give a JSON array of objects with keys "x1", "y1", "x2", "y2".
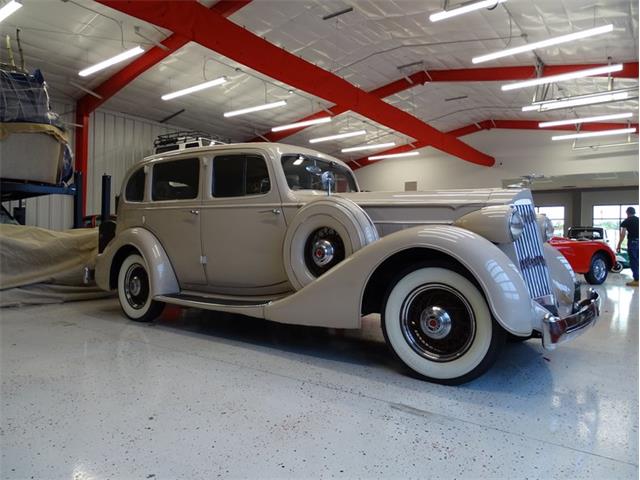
[{"x1": 155, "y1": 293, "x2": 273, "y2": 311}]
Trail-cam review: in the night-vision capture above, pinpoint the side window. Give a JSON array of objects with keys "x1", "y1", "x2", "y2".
[
  {"x1": 125, "y1": 168, "x2": 145, "y2": 202},
  {"x1": 213, "y1": 154, "x2": 270, "y2": 197},
  {"x1": 152, "y1": 158, "x2": 199, "y2": 201}
]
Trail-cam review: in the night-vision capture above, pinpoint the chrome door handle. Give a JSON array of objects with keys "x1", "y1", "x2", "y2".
[
  {"x1": 259, "y1": 208, "x2": 281, "y2": 215},
  {"x1": 190, "y1": 209, "x2": 200, "y2": 215}
]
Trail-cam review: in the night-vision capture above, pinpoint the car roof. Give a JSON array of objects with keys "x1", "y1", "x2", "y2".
[{"x1": 142, "y1": 142, "x2": 352, "y2": 171}]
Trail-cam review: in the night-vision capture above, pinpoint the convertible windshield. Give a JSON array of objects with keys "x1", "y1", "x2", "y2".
[{"x1": 281, "y1": 154, "x2": 358, "y2": 193}]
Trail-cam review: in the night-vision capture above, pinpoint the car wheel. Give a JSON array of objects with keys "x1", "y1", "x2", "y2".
[
  {"x1": 117, "y1": 253, "x2": 165, "y2": 322},
  {"x1": 584, "y1": 253, "x2": 609, "y2": 285},
  {"x1": 611, "y1": 261, "x2": 624, "y2": 273},
  {"x1": 382, "y1": 266, "x2": 505, "y2": 385}
]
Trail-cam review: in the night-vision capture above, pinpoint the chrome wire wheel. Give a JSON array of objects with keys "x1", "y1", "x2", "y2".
[
  {"x1": 591, "y1": 257, "x2": 606, "y2": 282},
  {"x1": 399, "y1": 284, "x2": 476, "y2": 362}
]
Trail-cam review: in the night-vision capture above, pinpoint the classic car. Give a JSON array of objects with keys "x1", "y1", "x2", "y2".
[
  {"x1": 93, "y1": 143, "x2": 600, "y2": 385},
  {"x1": 549, "y1": 234, "x2": 617, "y2": 285},
  {"x1": 566, "y1": 225, "x2": 628, "y2": 273}
]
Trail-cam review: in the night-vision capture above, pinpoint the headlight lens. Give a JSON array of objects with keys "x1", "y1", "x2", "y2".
[{"x1": 509, "y1": 209, "x2": 524, "y2": 240}]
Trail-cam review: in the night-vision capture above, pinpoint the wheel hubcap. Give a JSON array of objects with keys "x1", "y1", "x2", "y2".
[
  {"x1": 312, "y1": 239, "x2": 335, "y2": 267},
  {"x1": 124, "y1": 263, "x2": 149, "y2": 310},
  {"x1": 593, "y1": 259, "x2": 606, "y2": 280},
  {"x1": 304, "y1": 227, "x2": 345, "y2": 277},
  {"x1": 400, "y1": 284, "x2": 476, "y2": 362}
]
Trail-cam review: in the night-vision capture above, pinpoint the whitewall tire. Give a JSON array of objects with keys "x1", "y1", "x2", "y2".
[
  {"x1": 382, "y1": 266, "x2": 504, "y2": 384},
  {"x1": 117, "y1": 253, "x2": 165, "y2": 322}
]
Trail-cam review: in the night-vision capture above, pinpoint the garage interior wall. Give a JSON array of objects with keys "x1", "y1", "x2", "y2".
[
  {"x1": 354, "y1": 129, "x2": 638, "y2": 191},
  {"x1": 2, "y1": 105, "x2": 179, "y2": 230}
]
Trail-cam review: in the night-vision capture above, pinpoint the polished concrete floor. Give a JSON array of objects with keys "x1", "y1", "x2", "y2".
[{"x1": 1, "y1": 273, "x2": 638, "y2": 479}]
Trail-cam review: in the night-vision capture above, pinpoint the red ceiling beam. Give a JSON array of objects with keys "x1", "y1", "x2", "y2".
[
  {"x1": 96, "y1": 0, "x2": 495, "y2": 168},
  {"x1": 74, "y1": 0, "x2": 250, "y2": 216},
  {"x1": 258, "y1": 62, "x2": 638, "y2": 143},
  {"x1": 350, "y1": 120, "x2": 639, "y2": 169}
]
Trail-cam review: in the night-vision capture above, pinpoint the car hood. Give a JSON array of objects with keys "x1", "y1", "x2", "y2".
[{"x1": 290, "y1": 188, "x2": 534, "y2": 233}]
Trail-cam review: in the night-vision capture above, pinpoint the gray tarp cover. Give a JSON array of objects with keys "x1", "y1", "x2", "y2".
[{"x1": 0, "y1": 224, "x2": 113, "y2": 307}]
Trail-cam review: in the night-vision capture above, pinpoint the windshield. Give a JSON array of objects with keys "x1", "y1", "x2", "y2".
[{"x1": 281, "y1": 154, "x2": 358, "y2": 193}]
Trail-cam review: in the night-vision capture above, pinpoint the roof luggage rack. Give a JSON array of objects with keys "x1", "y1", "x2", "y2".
[{"x1": 153, "y1": 130, "x2": 229, "y2": 154}]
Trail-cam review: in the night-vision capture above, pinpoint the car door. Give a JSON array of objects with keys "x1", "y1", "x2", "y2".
[
  {"x1": 201, "y1": 151, "x2": 289, "y2": 293},
  {"x1": 142, "y1": 156, "x2": 206, "y2": 287}
]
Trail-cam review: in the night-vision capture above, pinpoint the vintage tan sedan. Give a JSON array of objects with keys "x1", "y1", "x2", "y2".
[{"x1": 94, "y1": 143, "x2": 600, "y2": 384}]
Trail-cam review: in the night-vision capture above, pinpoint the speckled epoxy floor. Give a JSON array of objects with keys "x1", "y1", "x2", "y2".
[{"x1": 1, "y1": 273, "x2": 638, "y2": 479}]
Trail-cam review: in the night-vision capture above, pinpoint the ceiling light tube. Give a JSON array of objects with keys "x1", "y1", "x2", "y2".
[
  {"x1": 0, "y1": 0, "x2": 21, "y2": 23},
  {"x1": 522, "y1": 91, "x2": 630, "y2": 112},
  {"x1": 539, "y1": 112, "x2": 633, "y2": 128},
  {"x1": 368, "y1": 151, "x2": 420, "y2": 160},
  {"x1": 79, "y1": 46, "x2": 145, "y2": 77},
  {"x1": 473, "y1": 24, "x2": 613, "y2": 64},
  {"x1": 224, "y1": 100, "x2": 287, "y2": 118},
  {"x1": 271, "y1": 116, "x2": 332, "y2": 132},
  {"x1": 551, "y1": 127, "x2": 636, "y2": 141},
  {"x1": 342, "y1": 142, "x2": 396, "y2": 153},
  {"x1": 502, "y1": 64, "x2": 623, "y2": 91},
  {"x1": 309, "y1": 130, "x2": 367, "y2": 143},
  {"x1": 430, "y1": 0, "x2": 507, "y2": 22},
  {"x1": 162, "y1": 77, "x2": 227, "y2": 101}
]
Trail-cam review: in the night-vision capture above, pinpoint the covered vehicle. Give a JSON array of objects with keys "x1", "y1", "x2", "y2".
[
  {"x1": 549, "y1": 235, "x2": 617, "y2": 285},
  {"x1": 93, "y1": 143, "x2": 599, "y2": 384}
]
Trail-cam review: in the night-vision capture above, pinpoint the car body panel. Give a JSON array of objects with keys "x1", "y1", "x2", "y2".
[{"x1": 549, "y1": 236, "x2": 617, "y2": 274}]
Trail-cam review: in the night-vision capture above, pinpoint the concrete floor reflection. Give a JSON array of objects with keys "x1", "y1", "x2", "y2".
[{"x1": 1, "y1": 273, "x2": 638, "y2": 479}]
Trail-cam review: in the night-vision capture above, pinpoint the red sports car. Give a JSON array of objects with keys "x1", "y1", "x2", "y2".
[{"x1": 549, "y1": 236, "x2": 617, "y2": 285}]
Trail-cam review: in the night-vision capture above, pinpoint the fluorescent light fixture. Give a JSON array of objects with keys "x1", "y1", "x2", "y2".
[
  {"x1": 161, "y1": 77, "x2": 227, "y2": 101},
  {"x1": 522, "y1": 91, "x2": 629, "y2": 112},
  {"x1": 342, "y1": 142, "x2": 396, "y2": 153},
  {"x1": 271, "y1": 116, "x2": 331, "y2": 132},
  {"x1": 368, "y1": 151, "x2": 420, "y2": 160},
  {"x1": 224, "y1": 100, "x2": 287, "y2": 118},
  {"x1": 501, "y1": 64, "x2": 623, "y2": 91},
  {"x1": 79, "y1": 46, "x2": 145, "y2": 77},
  {"x1": 473, "y1": 24, "x2": 613, "y2": 64},
  {"x1": 0, "y1": 0, "x2": 22, "y2": 23},
  {"x1": 430, "y1": 0, "x2": 507, "y2": 22},
  {"x1": 551, "y1": 127, "x2": 636, "y2": 141},
  {"x1": 309, "y1": 130, "x2": 367, "y2": 144},
  {"x1": 539, "y1": 112, "x2": 633, "y2": 128}
]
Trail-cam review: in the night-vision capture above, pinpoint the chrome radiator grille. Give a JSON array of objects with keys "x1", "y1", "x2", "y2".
[{"x1": 513, "y1": 203, "x2": 552, "y2": 300}]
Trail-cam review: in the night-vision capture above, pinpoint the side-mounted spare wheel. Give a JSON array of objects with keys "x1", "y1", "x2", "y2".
[
  {"x1": 283, "y1": 196, "x2": 379, "y2": 290},
  {"x1": 382, "y1": 265, "x2": 505, "y2": 384},
  {"x1": 117, "y1": 253, "x2": 165, "y2": 322}
]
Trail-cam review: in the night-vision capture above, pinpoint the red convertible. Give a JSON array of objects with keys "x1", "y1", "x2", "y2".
[{"x1": 549, "y1": 234, "x2": 617, "y2": 284}]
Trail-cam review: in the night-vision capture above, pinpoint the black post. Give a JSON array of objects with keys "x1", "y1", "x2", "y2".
[
  {"x1": 101, "y1": 174, "x2": 111, "y2": 223},
  {"x1": 73, "y1": 171, "x2": 83, "y2": 228}
]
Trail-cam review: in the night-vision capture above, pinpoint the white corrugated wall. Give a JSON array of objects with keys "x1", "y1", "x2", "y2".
[{"x1": 2, "y1": 104, "x2": 179, "y2": 230}]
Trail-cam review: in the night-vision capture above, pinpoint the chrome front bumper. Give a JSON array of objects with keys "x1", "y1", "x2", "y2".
[{"x1": 542, "y1": 288, "x2": 600, "y2": 351}]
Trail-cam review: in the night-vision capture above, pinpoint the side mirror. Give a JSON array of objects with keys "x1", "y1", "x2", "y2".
[{"x1": 321, "y1": 171, "x2": 336, "y2": 195}]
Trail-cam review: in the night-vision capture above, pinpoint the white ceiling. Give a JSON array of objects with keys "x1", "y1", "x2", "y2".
[{"x1": 0, "y1": 0, "x2": 638, "y2": 159}]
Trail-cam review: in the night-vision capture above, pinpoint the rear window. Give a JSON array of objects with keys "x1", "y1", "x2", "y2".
[
  {"x1": 152, "y1": 158, "x2": 200, "y2": 201},
  {"x1": 125, "y1": 168, "x2": 145, "y2": 202},
  {"x1": 212, "y1": 154, "x2": 270, "y2": 197}
]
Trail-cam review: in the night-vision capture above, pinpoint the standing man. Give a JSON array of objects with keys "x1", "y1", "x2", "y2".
[{"x1": 617, "y1": 206, "x2": 639, "y2": 287}]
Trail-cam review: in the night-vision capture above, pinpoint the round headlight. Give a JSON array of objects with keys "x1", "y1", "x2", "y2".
[{"x1": 509, "y1": 209, "x2": 524, "y2": 241}]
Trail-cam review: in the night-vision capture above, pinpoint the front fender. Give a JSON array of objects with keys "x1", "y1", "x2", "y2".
[
  {"x1": 543, "y1": 243, "x2": 576, "y2": 317},
  {"x1": 95, "y1": 227, "x2": 179, "y2": 296},
  {"x1": 265, "y1": 225, "x2": 534, "y2": 335}
]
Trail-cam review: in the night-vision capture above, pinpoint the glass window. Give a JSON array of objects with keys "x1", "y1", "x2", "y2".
[
  {"x1": 593, "y1": 204, "x2": 640, "y2": 249},
  {"x1": 212, "y1": 154, "x2": 270, "y2": 197},
  {"x1": 281, "y1": 154, "x2": 358, "y2": 193},
  {"x1": 535, "y1": 205, "x2": 565, "y2": 236},
  {"x1": 125, "y1": 168, "x2": 145, "y2": 202},
  {"x1": 152, "y1": 158, "x2": 199, "y2": 201}
]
